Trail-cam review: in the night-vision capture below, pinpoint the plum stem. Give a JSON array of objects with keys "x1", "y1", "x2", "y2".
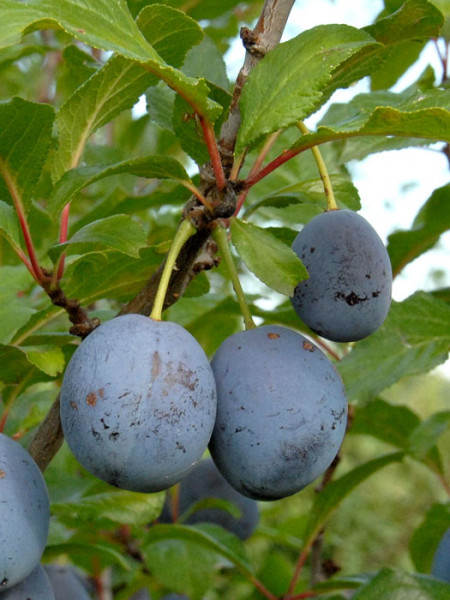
[
  {"x1": 150, "y1": 218, "x2": 197, "y2": 321},
  {"x1": 212, "y1": 223, "x2": 256, "y2": 330},
  {"x1": 297, "y1": 121, "x2": 338, "y2": 211}
]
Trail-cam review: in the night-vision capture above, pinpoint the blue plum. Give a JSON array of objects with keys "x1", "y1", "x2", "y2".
[
  {"x1": 209, "y1": 325, "x2": 347, "y2": 500},
  {"x1": 291, "y1": 209, "x2": 392, "y2": 342},
  {"x1": 0, "y1": 434, "x2": 50, "y2": 590},
  {"x1": 0, "y1": 565, "x2": 55, "y2": 599},
  {"x1": 432, "y1": 528, "x2": 450, "y2": 582},
  {"x1": 160, "y1": 457, "x2": 259, "y2": 539},
  {"x1": 44, "y1": 565, "x2": 93, "y2": 599},
  {"x1": 161, "y1": 595, "x2": 190, "y2": 600},
  {"x1": 130, "y1": 590, "x2": 152, "y2": 600},
  {"x1": 60, "y1": 314, "x2": 217, "y2": 493}
]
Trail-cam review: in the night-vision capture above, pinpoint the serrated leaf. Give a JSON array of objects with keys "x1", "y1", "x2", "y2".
[
  {"x1": 292, "y1": 89, "x2": 450, "y2": 153},
  {"x1": 351, "y1": 398, "x2": 421, "y2": 449},
  {"x1": 0, "y1": 266, "x2": 36, "y2": 344},
  {"x1": 245, "y1": 175, "x2": 361, "y2": 217},
  {"x1": 49, "y1": 155, "x2": 192, "y2": 216},
  {"x1": 183, "y1": 36, "x2": 229, "y2": 90},
  {"x1": 388, "y1": 184, "x2": 450, "y2": 276},
  {"x1": 0, "y1": 343, "x2": 53, "y2": 384},
  {"x1": 143, "y1": 523, "x2": 253, "y2": 577},
  {"x1": 0, "y1": 98, "x2": 54, "y2": 209},
  {"x1": 52, "y1": 4, "x2": 205, "y2": 179},
  {"x1": 339, "y1": 292, "x2": 450, "y2": 403},
  {"x1": 21, "y1": 344, "x2": 65, "y2": 376},
  {"x1": 352, "y1": 568, "x2": 450, "y2": 600},
  {"x1": 236, "y1": 25, "x2": 380, "y2": 153},
  {"x1": 302, "y1": 452, "x2": 404, "y2": 548},
  {"x1": 364, "y1": 0, "x2": 444, "y2": 90},
  {"x1": 53, "y1": 488, "x2": 165, "y2": 527},
  {"x1": 48, "y1": 215, "x2": 147, "y2": 262},
  {"x1": 0, "y1": 200, "x2": 21, "y2": 249},
  {"x1": 230, "y1": 218, "x2": 308, "y2": 296},
  {"x1": 408, "y1": 411, "x2": 450, "y2": 459},
  {"x1": 410, "y1": 503, "x2": 450, "y2": 572}
]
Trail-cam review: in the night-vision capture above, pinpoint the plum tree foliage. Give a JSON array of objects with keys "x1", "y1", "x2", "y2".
[{"x1": 0, "y1": 0, "x2": 449, "y2": 599}]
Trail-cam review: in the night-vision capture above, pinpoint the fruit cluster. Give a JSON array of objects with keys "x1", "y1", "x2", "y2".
[{"x1": 0, "y1": 209, "x2": 393, "y2": 597}]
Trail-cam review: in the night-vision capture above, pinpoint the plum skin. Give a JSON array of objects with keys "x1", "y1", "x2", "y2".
[
  {"x1": 291, "y1": 209, "x2": 392, "y2": 342},
  {"x1": 432, "y1": 528, "x2": 450, "y2": 582},
  {"x1": 0, "y1": 434, "x2": 50, "y2": 591},
  {"x1": 44, "y1": 565, "x2": 93, "y2": 600},
  {"x1": 60, "y1": 314, "x2": 217, "y2": 493},
  {"x1": 159, "y1": 457, "x2": 259, "y2": 539},
  {"x1": 0, "y1": 565, "x2": 55, "y2": 599},
  {"x1": 209, "y1": 325, "x2": 347, "y2": 501}
]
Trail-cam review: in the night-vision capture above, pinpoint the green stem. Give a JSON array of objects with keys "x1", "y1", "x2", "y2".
[
  {"x1": 150, "y1": 219, "x2": 197, "y2": 321},
  {"x1": 212, "y1": 224, "x2": 256, "y2": 331},
  {"x1": 297, "y1": 121, "x2": 338, "y2": 211}
]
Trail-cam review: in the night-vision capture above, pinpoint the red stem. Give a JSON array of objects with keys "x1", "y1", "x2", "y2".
[
  {"x1": 286, "y1": 546, "x2": 311, "y2": 598},
  {"x1": 287, "y1": 592, "x2": 317, "y2": 600},
  {"x1": 249, "y1": 575, "x2": 278, "y2": 600},
  {"x1": 199, "y1": 117, "x2": 226, "y2": 191},
  {"x1": 0, "y1": 410, "x2": 8, "y2": 433},
  {"x1": 245, "y1": 147, "x2": 302, "y2": 189},
  {"x1": 16, "y1": 200, "x2": 45, "y2": 283},
  {"x1": 57, "y1": 202, "x2": 71, "y2": 280}
]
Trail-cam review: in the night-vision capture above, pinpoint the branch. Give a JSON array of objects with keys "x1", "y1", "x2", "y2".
[{"x1": 219, "y1": 0, "x2": 295, "y2": 169}]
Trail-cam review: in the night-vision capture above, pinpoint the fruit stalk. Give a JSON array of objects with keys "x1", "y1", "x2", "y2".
[
  {"x1": 297, "y1": 121, "x2": 337, "y2": 211},
  {"x1": 212, "y1": 223, "x2": 256, "y2": 330},
  {"x1": 150, "y1": 218, "x2": 197, "y2": 321}
]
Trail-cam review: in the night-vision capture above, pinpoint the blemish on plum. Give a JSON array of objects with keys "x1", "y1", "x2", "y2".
[
  {"x1": 335, "y1": 291, "x2": 368, "y2": 306},
  {"x1": 303, "y1": 341, "x2": 315, "y2": 352},
  {"x1": 91, "y1": 427, "x2": 101, "y2": 440},
  {"x1": 0, "y1": 578, "x2": 8, "y2": 587},
  {"x1": 70, "y1": 401, "x2": 78, "y2": 410},
  {"x1": 267, "y1": 332, "x2": 280, "y2": 339},
  {"x1": 86, "y1": 392, "x2": 97, "y2": 406},
  {"x1": 0, "y1": 469, "x2": 5, "y2": 478},
  {"x1": 109, "y1": 431, "x2": 120, "y2": 441}
]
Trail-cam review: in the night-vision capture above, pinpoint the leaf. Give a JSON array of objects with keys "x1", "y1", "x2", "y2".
[
  {"x1": 409, "y1": 503, "x2": 450, "y2": 572},
  {"x1": 351, "y1": 398, "x2": 421, "y2": 449},
  {"x1": 48, "y1": 215, "x2": 147, "y2": 262},
  {"x1": 52, "y1": 4, "x2": 205, "y2": 179},
  {"x1": 49, "y1": 155, "x2": 192, "y2": 216},
  {"x1": 387, "y1": 184, "x2": 450, "y2": 277},
  {"x1": 364, "y1": 0, "x2": 444, "y2": 90},
  {"x1": 339, "y1": 292, "x2": 450, "y2": 403},
  {"x1": 44, "y1": 541, "x2": 131, "y2": 571},
  {"x1": 292, "y1": 89, "x2": 450, "y2": 153},
  {"x1": 302, "y1": 452, "x2": 404, "y2": 547},
  {"x1": 21, "y1": 344, "x2": 65, "y2": 376},
  {"x1": 0, "y1": 98, "x2": 54, "y2": 208},
  {"x1": 183, "y1": 36, "x2": 229, "y2": 90},
  {"x1": 230, "y1": 218, "x2": 308, "y2": 296},
  {"x1": 0, "y1": 266, "x2": 36, "y2": 344},
  {"x1": 245, "y1": 175, "x2": 361, "y2": 217},
  {"x1": 408, "y1": 411, "x2": 450, "y2": 460},
  {"x1": 143, "y1": 523, "x2": 253, "y2": 577},
  {"x1": 236, "y1": 25, "x2": 380, "y2": 153},
  {"x1": 53, "y1": 488, "x2": 165, "y2": 527},
  {"x1": 0, "y1": 343, "x2": 53, "y2": 384},
  {"x1": 352, "y1": 568, "x2": 450, "y2": 600},
  {"x1": 0, "y1": 200, "x2": 21, "y2": 250}
]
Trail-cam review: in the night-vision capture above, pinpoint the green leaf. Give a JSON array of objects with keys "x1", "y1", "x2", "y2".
[
  {"x1": 0, "y1": 343, "x2": 54, "y2": 384},
  {"x1": 0, "y1": 266, "x2": 36, "y2": 344},
  {"x1": 0, "y1": 200, "x2": 21, "y2": 250},
  {"x1": 236, "y1": 25, "x2": 380, "y2": 153},
  {"x1": 21, "y1": 344, "x2": 65, "y2": 376},
  {"x1": 364, "y1": 0, "x2": 444, "y2": 89},
  {"x1": 48, "y1": 215, "x2": 147, "y2": 262},
  {"x1": 143, "y1": 523, "x2": 253, "y2": 577},
  {"x1": 52, "y1": 4, "x2": 205, "y2": 179},
  {"x1": 292, "y1": 89, "x2": 450, "y2": 154},
  {"x1": 408, "y1": 411, "x2": 450, "y2": 460},
  {"x1": 388, "y1": 184, "x2": 450, "y2": 277},
  {"x1": 339, "y1": 292, "x2": 450, "y2": 403},
  {"x1": 49, "y1": 156, "x2": 192, "y2": 217},
  {"x1": 53, "y1": 488, "x2": 165, "y2": 527},
  {"x1": 352, "y1": 568, "x2": 450, "y2": 600},
  {"x1": 409, "y1": 503, "x2": 450, "y2": 572},
  {"x1": 44, "y1": 541, "x2": 132, "y2": 571},
  {"x1": 0, "y1": 98, "x2": 54, "y2": 208},
  {"x1": 302, "y1": 452, "x2": 404, "y2": 548},
  {"x1": 183, "y1": 36, "x2": 229, "y2": 90},
  {"x1": 351, "y1": 398, "x2": 421, "y2": 449},
  {"x1": 245, "y1": 175, "x2": 361, "y2": 217},
  {"x1": 230, "y1": 218, "x2": 308, "y2": 296}
]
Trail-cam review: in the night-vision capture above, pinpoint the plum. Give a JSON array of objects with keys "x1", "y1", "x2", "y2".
[
  {"x1": 431, "y1": 528, "x2": 450, "y2": 582},
  {"x1": 60, "y1": 314, "x2": 217, "y2": 493},
  {"x1": 160, "y1": 457, "x2": 259, "y2": 539},
  {"x1": 209, "y1": 325, "x2": 347, "y2": 500},
  {"x1": 291, "y1": 209, "x2": 392, "y2": 342},
  {"x1": 44, "y1": 564, "x2": 93, "y2": 599},
  {"x1": 0, "y1": 434, "x2": 50, "y2": 590},
  {"x1": 161, "y1": 595, "x2": 190, "y2": 600},
  {"x1": 130, "y1": 590, "x2": 152, "y2": 600},
  {"x1": 0, "y1": 565, "x2": 55, "y2": 599}
]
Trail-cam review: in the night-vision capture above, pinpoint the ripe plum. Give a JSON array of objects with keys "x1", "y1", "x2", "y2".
[
  {"x1": 432, "y1": 528, "x2": 450, "y2": 582},
  {"x1": 0, "y1": 565, "x2": 55, "y2": 599}
]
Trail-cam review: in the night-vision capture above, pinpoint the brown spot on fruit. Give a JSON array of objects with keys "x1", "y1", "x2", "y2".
[
  {"x1": 70, "y1": 401, "x2": 78, "y2": 410},
  {"x1": 0, "y1": 469, "x2": 5, "y2": 479},
  {"x1": 86, "y1": 392, "x2": 97, "y2": 406},
  {"x1": 152, "y1": 351, "x2": 161, "y2": 379},
  {"x1": 303, "y1": 341, "x2": 315, "y2": 352},
  {"x1": 267, "y1": 332, "x2": 280, "y2": 339},
  {"x1": 98, "y1": 388, "x2": 105, "y2": 398}
]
